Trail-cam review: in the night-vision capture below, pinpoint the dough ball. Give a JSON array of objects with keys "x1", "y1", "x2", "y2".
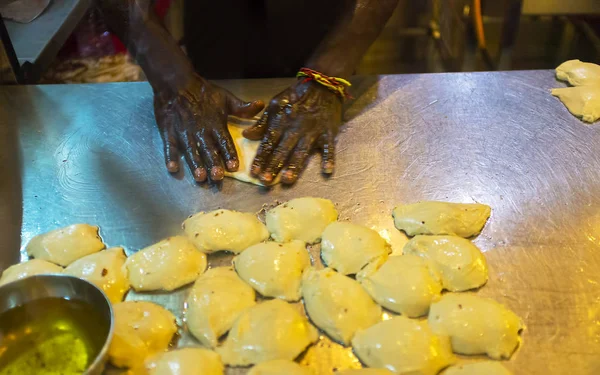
[
  {"x1": 142, "y1": 348, "x2": 224, "y2": 375},
  {"x1": 321, "y1": 222, "x2": 390, "y2": 275},
  {"x1": 25, "y1": 224, "x2": 105, "y2": 266},
  {"x1": 403, "y1": 235, "x2": 488, "y2": 292},
  {"x1": 183, "y1": 209, "x2": 269, "y2": 254},
  {"x1": 234, "y1": 240, "x2": 310, "y2": 301},
  {"x1": 428, "y1": 293, "x2": 523, "y2": 359},
  {"x1": 125, "y1": 236, "x2": 207, "y2": 292},
  {"x1": 443, "y1": 362, "x2": 513, "y2": 375},
  {"x1": 392, "y1": 201, "x2": 491, "y2": 237},
  {"x1": 351, "y1": 316, "x2": 456, "y2": 375},
  {"x1": 552, "y1": 85, "x2": 600, "y2": 123},
  {"x1": 248, "y1": 359, "x2": 311, "y2": 375},
  {"x1": 216, "y1": 299, "x2": 318, "y2": 366},
  {"x1": 186, "y1": 267, "x2": 256, "y2": 348},
  {"x1": 302, "y1": 268, "x2": 381, "y2": 345},
  {"x1": 109, "y1": 301, "x2": 178, "y2": 368},
  {"x1": 357, "y1": 254, "x2": 442, "y2": 317},
  {"x1": 0, "y1": 259, "x2": 63, "y2": 286},
  {"x1": 63, "y1": 247, "x2": 129, "y2": 303},
  {"x1": 556, "y1": 59, "x2": 600, "y2": 86},
  {"x1": 266, "y1": 197, "x2": 338, "y2": 244}
]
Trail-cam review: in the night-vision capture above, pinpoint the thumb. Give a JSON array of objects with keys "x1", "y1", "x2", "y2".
[{"x1": 227, "y1": 92, "x2": 265, "y2": 118}]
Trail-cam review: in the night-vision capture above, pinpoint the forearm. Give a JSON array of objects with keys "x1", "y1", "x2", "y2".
[
  {"x1": 96, "y1": 0, "x2": 195, "y2": 93},
  {"x1": 305, "y1": 0, "x2": 399, "y2": 77}
]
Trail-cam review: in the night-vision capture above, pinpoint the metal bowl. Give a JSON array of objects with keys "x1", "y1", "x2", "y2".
[{"x1": 0, "y1": 274, "x2": 114, "y2": 375}]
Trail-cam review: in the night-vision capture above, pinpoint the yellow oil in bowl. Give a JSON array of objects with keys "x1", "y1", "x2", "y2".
[{"x1": 0, "y1": 297, "x2": 110, "y2": 375}]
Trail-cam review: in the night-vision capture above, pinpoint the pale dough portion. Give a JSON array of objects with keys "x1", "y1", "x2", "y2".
[
  {"x1": 356, "y1": 254, "x2": 442, "y2": 317},
  {"x1": 216, "y1": 299, "x2": 318, "y2": 366},
  {"x1": 552, "y1": 85, "x2": 600, "y2": 123},
  {"x1": 556, "y1": 59, "x2": 600, "y2": 86},
  {"x1": 337, "y1": 370, "x2": 395, "y2": 375},
  {"x1": 351, "y1": 316, "x2": 456, "y2": 375},
  {"x1": 183, "y1": 209, "x2": 269, "y2": 254},
  {"x1": 403, "y1": 235, "x2": 488, "y2": 292},
  {"x1": 63, "y1": 247, "x2": 129, "y2": 303},
  {"x1": 125, "y1": 236, "x2": 207, "y2": 292},
  {"x1": 248, "y1": 359, "x2": 311, "y2": 375},
  {"x1": 443, "y1": 362, "x2": 513, "y2": 375},
  {"x1": 428, "y1": 293, "x2": 523, "y2": 359},
  {"x1": 301, "y1": 268, "x2": 381, "y2": 345},
  {"x1": 234, "y1": 240, "x2": 310, "y2": 301},
  {"x1": 25, "y1": 224, "x2": 105, "y2": 266},
  {"x1": 321, "y1": 222, "x2": 391, "y2": 275},
  {"x1": 266, "y1": 197, "x2": 338, "y2": 243},
  {"x1": 392, "y1": 201, "x2": 491, "y2": 238},
  {"x1": 142, "y1": 348, "x2": 224, "y2": 375},
  {"x1": 186, "y1": 267, "x2": 256, "y2": 348},
  {"x1": 0, "y1": 259, "x2": 63, "y2": 286},
  {"x1": 109, "y1": 301, "x2": 178, "y2": 368}
]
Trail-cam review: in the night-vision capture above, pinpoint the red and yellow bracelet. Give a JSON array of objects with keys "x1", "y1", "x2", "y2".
[{"x1": 296, "y1": 68, "x2": 352, "y2": 99}]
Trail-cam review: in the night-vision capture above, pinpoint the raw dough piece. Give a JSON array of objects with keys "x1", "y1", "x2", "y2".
[
  {"x1": 266, "y1": 197, "x2": 338, "y2": 243},
  {"x1": 63, "y1": 247, "x2": 129, "y2": 303},
  {"x1": 556, "y1": 59, "x2": 600, "y2": 86},
  {"x1": 321, "y1": 222, "x2": 390, "y2": 275},
  {"x1": 109, "y1": 301, "x2": 178, "y2": 368},
  {"x1": 125, "y1": 236, "x2": 207, "y2": 292},
  {"x1": 356, "y1": 254, "x2": 442, "y2": 317},
  {"x1": 351, "y1": 316, "x2": 456, "y2": 375},
  {"x1": 248, "y1": 359, "x2": 311, "y2": 375},
  {"x1": 186, "y1": 267, "x2": 256, "y2": 348},
  {"x1": 552, "y1": 85, "x2": 600, "y2": 123},
  {"x1": 403, "y1": 235, "x2": 488, "y2": 292},
  {"x1": 25, "y1": 224, "x2": 105, "y2": 266},
  {"x1": 216, "y1": 299, "x2": 318, "y2": 366},
  {"x1": 428, "y1": 294, "x2": 523, "y2": 359},
  {"x1": 183, "y1": 209, "x2": 269, "y2": 254},
  {"x1": 301, "y1": 268, "x2": 381, "y2": 345},
  {"x1": 142, "y1": 348, "x2": 224, "y2": 375},
  {"x1": 392, "y1": 201, "x2": 491, "y2": 237},
  {"x1": 0, "y1": 259, "x2": 63, "y2": 286},
  {"x1": 443, "y1": 362, "x2": 513, "y2": 375},
  {"x1": 337, "y1": 370, "x2": 395, "y2": 375},
  {"x1": 234, "y1": 240, "x2": 310, "y2": 301}
]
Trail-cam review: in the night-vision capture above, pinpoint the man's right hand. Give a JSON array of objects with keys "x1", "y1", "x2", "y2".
[{"x1": 153, "y1": 74, "x2": 264, "y2": 182}]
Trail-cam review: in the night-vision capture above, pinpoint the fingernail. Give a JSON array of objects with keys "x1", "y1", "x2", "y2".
[
  {"x1": 251, "y1": 164, "x2": 261, "y2": 176},
  {"x1": 261, "y1": 172, "x2": 273, "y2": 183},
  {"x1": 226, "y1": 159, "x2": 239, "y2": 171},
  {"x1": 282, "y1": 170, "x2": 296, "y2": 184},
  {"x1": 211, "y1": 167, "x2": 224, "y2": 181},
  {"x1": 167, "y1": 161, "x2": 179, "y2": 173},
  {"x1": 193, "y1": 168, "x2": 207, "y2": 182},
  {"x1": 323, "y1": 162, "x2": 334, "y2": 174}
]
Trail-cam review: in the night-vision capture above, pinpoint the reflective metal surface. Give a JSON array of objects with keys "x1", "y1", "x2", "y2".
[{"x1": 1, "y1": 71, "x2": 600, "y2": 374}]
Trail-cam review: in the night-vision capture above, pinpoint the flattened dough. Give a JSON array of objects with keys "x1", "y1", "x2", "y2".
[
  {"x1": 143, "y1": 348, "x2": 224, "y2": 375},
  {"x1": 25, "y1": 224, "x2": 105, "y2": 266},
  {"x1": 109, "y1": 301, "x2": 177, "y2": 368},
  {"x1": 552, "y1": 85, "x2": 600, "y2": 123},
  {"x1": 443, "y1": 362, "x2": 513, "y2": 375},
  {"x1": 125, "y1": 236, "x2": 207, "y2": 292},
  {"x1": 183, "y1": 209, "x2": 269, "y2": 254},
  {"x1": 63, "y1": 247, "x2": 129, "y2": 303},
  {"x1": 356, "y1": 254, "x2": 442, "y2": 317},
  {"x1": 248, "y1": 359, "x2": 311, "y2": 375},
  {"x1": 216, "y1": 299, "x2": 318, "y2": 366},
  {"x1": 266, "y1": 197, "x2": 338, "y2": 243},
  {"x1": 403, "y1": 235, "x2": 488, "y2": 292},
  {"x1": 337, "y1": 370, "x2": 395, "y2": 375},
  {"x1": 428, "y1": 294, "x2": 523, "y2": 359},
  {"x1": 321, "y1": 222, "x2": 390, "y2": 275},
  {"x1": 556, "y1": 59, "x2": 600, "y2": 86},
  {"x1": 186, "y1": 267, "x2": 256, "y2": 348},
  {"x1": 392, "y1": 201, "x2": 491, "y2": 237},
  {"x1": 302, "y1": 268, "x2": 381, "y2": 345},
  {"x1": 0, "y1": 259, "x2": 63, "y2": 286},
  {"x1": 351, "y1": 316, "x2": 456, "y2": 375},
  {"x1": 234, "y1": 240, "x2": 310, "y2": 301}
]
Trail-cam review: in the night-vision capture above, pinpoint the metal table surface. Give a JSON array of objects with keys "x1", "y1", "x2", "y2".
[{"x1": 0, "y1": 71, "x2": 599, "y2": 374}]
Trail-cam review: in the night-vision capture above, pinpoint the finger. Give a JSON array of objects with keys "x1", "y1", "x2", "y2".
[
  {"x1": 242, "y1": 110, "x2": 269, "y2": 140},
  {"x1": 154, "y1": 98, "x2": 180, "y2": 172},
  {"x1": 260, "y1": 132, "x2": 301, "y2": 185},
  {"x1": 226, "y1": 91, "x2": 265, "y2": 118},
  {"x1": 281, "y1": 133, "x2": 319, "y2": 184},
  {"x1": 212, "y1": 126, "x2": 239, "y2": 172},
  {"x1": 320, "y1": 131, "x2": 336, "y2": 174},
  {"x1": 250, "y1": 110, "x2": 285, "y2": 177},
  {"x1": 180, "y1": 130, "x2": 207, "y2": 182},
  {"x1": 195, "y1": 129, "x2": 225, "y2": 181}
]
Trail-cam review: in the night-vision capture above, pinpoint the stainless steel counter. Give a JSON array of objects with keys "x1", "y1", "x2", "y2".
[{"x1": 1, "y1": 71, "x2": 599, "y2": 374}]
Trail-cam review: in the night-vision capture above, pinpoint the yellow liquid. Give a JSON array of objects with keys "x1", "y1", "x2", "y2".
[{"x1": 0, "y1": 297, "x2": 109, "y2": 375}]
